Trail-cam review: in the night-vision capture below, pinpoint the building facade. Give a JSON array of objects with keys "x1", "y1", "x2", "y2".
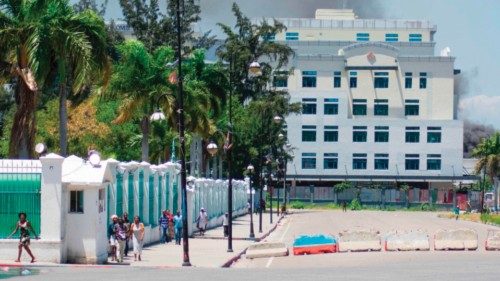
[{"x1": 261, "y1": 9, "x2": 476, "y2": 207}]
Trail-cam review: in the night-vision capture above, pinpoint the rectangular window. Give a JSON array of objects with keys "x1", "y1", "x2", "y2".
[
  {"x1": 349, "y1": 71, "x2": 357, "y2": 88},
  {"x1": 333, "y1": 71, "x2": 341, "y2": 88},
  {"x1": 374, "y1": 99, "x2": 389, "y2": 116},
  {"x1": 98, "y1": 188, "x2": 105, "y2": 213},
  {"x1": 273, "y1": 71, "x2": 288, "y2": 87},
  {"x1": 405, "y1": 126, "x2": 420, "y2": 143},
  {"x1": 405, "y1": 154, "x2": 420, "y2": 170},
  {"x1": 353, "y1": 126, "x2": 367, "y2": 142},
  {"x1": 324, "y1": 126, "x2": 339, "y2": 142},
  {"x1": 374, "y1": 126, "x2": 389, "y2": 143},
  {"x1": 324, "y1": 98, "x2": 339, "y2": 115},
  {"x1": 405, "y1": 99, "x2": 420, "y2": 116},
  {"x1": 374, "y1": 72, "x2": 389, "y2": 88},
  {"x1": 302, "y1": 98, "x2": 317, "y2": 115},
  {"x1": 427, "y1": 154, "x2": 442, "y2": 170},
  {"x1": 302, "y1": 71, "x2": 317, "y2": 88},
  {"x1": 353, "y1": 99, "x2": 367, "y2": 116},
  {"x1": 286, "y1": 32, "x2": 299, "y2": 41},
  {"x1": 419, "y1": 72, "x2": 427, "y2": 89},
  {"x1": 427, "y1": 127, "x2": 442, "y2": 143},
  {"x1": 353, "y1": 153, "x2": 368, "y2": 170},
  {"x1": 385, "y1": 33, "x2": 399, "y2": 42},
  {"x1": 263, "y1": 33, "x2": 276, "y2": 41},
  {"x1": 356, "y1": 33, "x2": 369, "y2": 42},
  {"x1": 323, "y1": 153, "x2": 338, "y2": 170},
  {"x1": 374, "y1": 153, "x2": 389, "y2": 170},
  {"x1": 409, "y1": 33, "x2": 422, "y2": 42},
  {"x1": 405, "y1": 72, "x2": 412, "y2": 89},
  {"x1": 70, "y1": 190, "x2": 84, "y2": 213},
  {"x1": 302, "y1": 125, "x2": 316, "y2": 142},
  {"x1": 302, "y1": 153, "x2": 316, "y2": 169}
]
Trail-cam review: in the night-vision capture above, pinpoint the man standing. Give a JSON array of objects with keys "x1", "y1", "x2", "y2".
[
  {"x1": 114, "y1": 218, "x2": 129, "y2": 263},
  {"x1": 158, "y1": 210, "x2": 169, "y2": 244},
  {"x1": 122, "y1": 213, "x2": 131, "y2": 256}
]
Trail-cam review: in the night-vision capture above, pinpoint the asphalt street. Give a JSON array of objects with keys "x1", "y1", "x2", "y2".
[{"x1": 3, "y1": 210, "x2": 500, "y2": 281}]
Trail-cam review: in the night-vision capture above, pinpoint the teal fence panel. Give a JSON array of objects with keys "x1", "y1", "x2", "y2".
[
  {"x1": 158, "y1": 175, "x2": 163, "y2": 220},
  {"x1": 0, "y1": 173, "x2": 41, "y2": 238},
  {"x1": 149, "y1": 175, "x2": 155, "y2": 226},
  {"x1": 116, "y1": 173, "x2": 123, "y2": 216},
  {"x1": 128, "y1": 173, "x2": 134, "y2": 219},
  {"x1": 138, "y1": 171, "x2": 144, "y2": 220},
  {"x1": 172, "y1": 178, "x2": 178, "y2": 213},
  {"x1": 165, "y1": 175, "x2": 170, "y2": 211}
]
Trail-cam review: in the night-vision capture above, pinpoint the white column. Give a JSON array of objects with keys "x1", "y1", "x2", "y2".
[{"x1": 39, "y1": 153, "x2": 65, "y2": 241}]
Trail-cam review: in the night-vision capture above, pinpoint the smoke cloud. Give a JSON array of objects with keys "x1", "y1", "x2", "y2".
[
  {"x1": 198, "y1": 0, "x2": 385, "y2": 35},
  {"x1": 463, "y1": 120, "x2": 495, "y2": 157}
]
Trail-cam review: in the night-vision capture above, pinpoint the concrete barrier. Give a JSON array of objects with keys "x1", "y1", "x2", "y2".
[
  {"x1": 486, "y1": 230, "x2": 500, "y2": 251},
  {"x1": 245, "y1": 242, "x2": 288, "y2": 259},
  {"x1": 293, "y1": 234, "x2": 337, "y2": 255},
  {"x1": 385, "y1": 231, "x2": 430, "y2": 251},
  {"x1": 434, "y1": 229, "x2": 478, "y2": 251},
  {"x1": 338, "y1": 230, "x2": 381, "y2": 252}
]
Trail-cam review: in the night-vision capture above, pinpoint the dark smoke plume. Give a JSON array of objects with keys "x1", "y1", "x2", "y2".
[{"x1": 463, "y1": 120, "x2": 495, "y2": 157}]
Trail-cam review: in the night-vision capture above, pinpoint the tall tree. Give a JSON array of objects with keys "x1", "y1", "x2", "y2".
[
  {"x1": 119, "y1": 0, "x2": 212, "y2": 52},
  {"x1": 473, "y1": 132, "x2": 500, "y2": 212},
  {"x1": 0, "y1": 0, "x2": 110, "y2": 158},
  {"x1": 73, "y1": 0, "x2": 108, "y2": 16}
]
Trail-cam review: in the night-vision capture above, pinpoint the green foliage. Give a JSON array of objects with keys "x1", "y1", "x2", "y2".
[
  {"x1": 334, "y1": 181, "x2": 353, "y2": 194},
  {"x1": 473, "y1": 132, "x2": 500, "y2": 182},
  {"x1": 349, "y1": 198, "x2": 362, "y2": 211},
  {"x1": 289, "y1": 201, "x2": 305, "y2": 209},
  {"x1": 480, "y1": 213, "x2": 500, "y2": 225},
  {"x1": 399, "y1": 183, "x2": 411, "y2": 192}
]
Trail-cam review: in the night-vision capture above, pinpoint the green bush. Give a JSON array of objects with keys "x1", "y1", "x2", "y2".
[
  {"x1": 481, "y1": 214, "x2": 500, "y2": 225},
  {"x1": 290, "y1": 201, "x2": 305, "y2": 209},
  {"x1": 349, "y1": 198, "x2": 362, "y2": 211}
]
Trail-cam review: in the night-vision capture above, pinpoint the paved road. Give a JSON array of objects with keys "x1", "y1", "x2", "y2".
[
  {"x1": 235, "y1": 210, "x2": 500, "y2": 272},
  {"x1": 3, "y1": 210, "x2": 500, "y2": 281}
]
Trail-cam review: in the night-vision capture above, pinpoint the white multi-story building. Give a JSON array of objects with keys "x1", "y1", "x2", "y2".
[{"x1": 261, "y1": 9, "x2": 476, "y2": 206}]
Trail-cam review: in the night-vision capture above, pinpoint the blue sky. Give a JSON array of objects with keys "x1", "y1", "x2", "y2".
[{"x1": 87, "y1": 0, "x2": 500, "y2": 128}]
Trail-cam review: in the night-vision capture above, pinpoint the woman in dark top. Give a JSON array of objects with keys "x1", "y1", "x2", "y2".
[{"x1": 8, "y1": 212, "x2": 38, "y2": 263}]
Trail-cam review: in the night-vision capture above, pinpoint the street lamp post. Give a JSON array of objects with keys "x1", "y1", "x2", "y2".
[
  {"x1": 247, "y1": 164, "x2": 255, "y2": 239},
  {"x1": 273, "y1": 115, "x2": 283, "y2": 218}
]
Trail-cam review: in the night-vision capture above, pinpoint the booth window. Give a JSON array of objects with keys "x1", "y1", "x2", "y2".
[{"x1": 70, "y1": 190, "x2": 84, "y2": 213}]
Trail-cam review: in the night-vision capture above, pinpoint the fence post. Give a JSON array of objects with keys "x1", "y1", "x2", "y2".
[{"x1": 39, "y1": 154, "x2": 65, "y2": 244}]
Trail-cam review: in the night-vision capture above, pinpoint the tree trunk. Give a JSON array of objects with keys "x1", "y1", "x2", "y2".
[
  {"x1": 494, "y1": 177, "x2": 499, "y2": 213},
  {"x1": 59, "y1": 82, "x2": 68, "y2": 156},
  {"x1": 140, "y1": 116, "x2": 149, "y2": 162},
  {"x1": 9, "y1": 76, "x2": 36, "y2": 159}
]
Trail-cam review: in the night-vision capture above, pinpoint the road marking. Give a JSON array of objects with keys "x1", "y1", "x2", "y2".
[{"x1": 266, "y1": 216, "x2": 293, "y2": 268}]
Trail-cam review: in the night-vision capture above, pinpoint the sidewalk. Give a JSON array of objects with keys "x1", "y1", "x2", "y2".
[{"x1": 129, "y1": 212, "x2": 283, "y2": 268}]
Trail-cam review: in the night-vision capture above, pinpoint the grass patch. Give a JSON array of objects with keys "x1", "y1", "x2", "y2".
[{"x1": 481, "y1": 213, "x2": 500, "y2": 225}]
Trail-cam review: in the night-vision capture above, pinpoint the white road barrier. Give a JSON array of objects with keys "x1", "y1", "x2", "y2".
[
  {"x1": 434, "y1": 229, "x2": 478, "y2": 251},
  {"x1": 338, "y1": 230, "x2": 381, "y2": 252},
  {"x1": 245, "y1": 242, "x2": 289, "y2": 259},
  {"x1": 385, "y1": 231, "x2": 430, "y2": 251},
  {"x1": 486, "y1": 230, "x2": 500, "y2": 251}
]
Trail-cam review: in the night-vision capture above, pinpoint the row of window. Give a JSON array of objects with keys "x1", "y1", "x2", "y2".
[
  {"x1": 301, "y1": 153, "x2": 441, "y2": 171},
  {"x1": 272, "y1": 32, "x2": 424, "y2": 42},
  {"x1": 302, "y1": 98, "x2": 422, "y2": 117},
  {"x1": 295, "y1": 71, "x2": 428, "y2": 89},
  {"x1": 301, "y1": 126, "x2": 442, "y2": 144}
]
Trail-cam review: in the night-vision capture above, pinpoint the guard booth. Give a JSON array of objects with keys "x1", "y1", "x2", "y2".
[{"x1": 61, "y1": 155, "x2": 118, "y2": 264}]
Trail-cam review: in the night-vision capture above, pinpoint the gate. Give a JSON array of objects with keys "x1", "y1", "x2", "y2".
[{"x1": 0, "y1": 172, "x2": 41, "y2": 238}]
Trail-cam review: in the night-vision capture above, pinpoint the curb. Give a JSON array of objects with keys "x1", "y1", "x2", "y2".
[
  {"x1": 0, "y1": 263, "x2": 115, "y2": 268},
  {"x1": 220, "y1": 214, "x2": 286, "y2": 268}
]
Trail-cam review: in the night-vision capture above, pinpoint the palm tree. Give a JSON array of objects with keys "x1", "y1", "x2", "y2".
[
  {"x1": 109, "y1": 40, "x2": 175, "y2": 162},
  {"x1": 473, "y1": 132, "x2": 500, "y2": 212},
  {"x1": 0, "y1": 0, "x2": 109, "y2": 158}
]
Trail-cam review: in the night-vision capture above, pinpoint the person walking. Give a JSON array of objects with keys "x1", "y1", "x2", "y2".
[
  {"x1": 108, "y1": 215, "x2": 119, "y2": 261},
  {"x1": 122, "y1": 213, "x2": 131, "y2": 256},
  {"x1": 158, "y1": 210, "x2": 169, "y2": 244},
  {"x1": 7, "y1": 212, "x2": 38, "y2": 263},
  {"x1": 131, "y1": 216, "x2": 145, "y2": 261},
  {"x1": 196, "y1": 208, "x2": 208, "y2": 236},
  {"x1": 342, "y1": 201, "x2": 347, "y2": 212},
  {"x1": 223, "y1": 213, "x2": 229, "y2": 237},
  {"x1": 114, "y1": 218, "x2": 128, "y2": 263},
  {"x1": 173, "y1": 211, "x2": 183, "y2": 245},
  {"x1": 453, "y1": 205, "x2": 460, "y2": 220},
  {"x1": 167, "y1": 210, "x2": 174, "y2": 242}
]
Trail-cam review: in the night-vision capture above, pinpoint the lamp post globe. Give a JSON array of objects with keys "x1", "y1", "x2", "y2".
[
  {"x1": 206, "y1": 141, "x2": 218, "y2": 157},
  {"x1": 278, "y1": 133, "x2": 285, "y2": 140},
  {"x1": 273, "y1": 115, "x2": 283, "y2": 124},
  {"x1": 248, "y1": 61, "x2": 262, "y2": 77},
  {"x1": 247, "y1": 164, "x2": 255, "y2": 173},
  {"x1": 150, "y1": 110, "x2": 166, "y2": 122}
]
